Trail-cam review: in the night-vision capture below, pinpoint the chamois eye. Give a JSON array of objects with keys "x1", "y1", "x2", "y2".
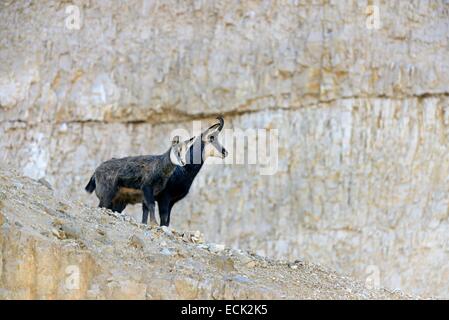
[{"x1": 209, "y1": 136, "x2": 215, "y2": 142}]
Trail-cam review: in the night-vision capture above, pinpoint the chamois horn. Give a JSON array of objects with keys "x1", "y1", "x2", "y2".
[{"x1": 216, "y1": 116, "x2": 224, "y2": 131}]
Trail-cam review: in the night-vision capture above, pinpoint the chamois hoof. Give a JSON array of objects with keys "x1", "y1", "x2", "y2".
[{"x1": 149, "y1": 220, "x2": 158, "y2": 227}]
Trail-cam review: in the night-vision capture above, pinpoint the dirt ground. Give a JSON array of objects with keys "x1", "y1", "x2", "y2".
[{"x1": 0, "y1": 167, "x2": 409, "y2": 299}]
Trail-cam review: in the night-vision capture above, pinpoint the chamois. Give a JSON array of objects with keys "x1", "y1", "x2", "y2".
[
  {"x1": 154, "y1": 116, "x2": 228, "y2": 226},
  {"x1": 85, "y1": 135, "x2": 195, "y2": 224}
]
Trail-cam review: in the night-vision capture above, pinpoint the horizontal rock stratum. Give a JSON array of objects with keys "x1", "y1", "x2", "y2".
[{"x1": 0, "y1": 168, "x2": 405, "y2": 299}]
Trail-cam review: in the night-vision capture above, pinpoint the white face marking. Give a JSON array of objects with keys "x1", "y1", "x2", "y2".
[
  {"x1": 169, "y1": 137, "x2": 196, "y2": 166},
  {"x1": 203, "y1": 137, "x2": 226, "y2": 159},
  {"x1": 170, "y1": 146, "x2": 184, "y2": 166},
  {"x1": 203, "y1": 126, "x2": 219, "y2": 142}
]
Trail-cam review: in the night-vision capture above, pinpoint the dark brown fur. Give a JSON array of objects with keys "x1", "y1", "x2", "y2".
[{"x1": 112, "y1": 187, "x2": 143, "y2": 205}]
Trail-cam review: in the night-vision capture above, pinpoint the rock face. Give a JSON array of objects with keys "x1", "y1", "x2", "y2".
[
  {"x1": 0, "y1": 168, "x2": 404, "y2": 299},
  {"x1": 0, "y1": 0, "x2": 448, "y2": 297}
]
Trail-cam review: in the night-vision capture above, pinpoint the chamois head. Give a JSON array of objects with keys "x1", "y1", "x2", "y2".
[
  {"x1": 202, "y1": 116, "x2": 228, "y2": 159},
  {"x1": 170, "y1": 136, "x2": 195, "y2": 166}
]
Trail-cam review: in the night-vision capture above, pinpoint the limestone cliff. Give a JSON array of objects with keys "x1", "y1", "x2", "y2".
[{"x1": 0, "y1": 0, "x2": 448, "y2": 297}]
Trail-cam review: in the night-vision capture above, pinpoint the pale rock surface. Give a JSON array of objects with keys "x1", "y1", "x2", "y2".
[{"x1": 0, "y1": 0, "x2": 448, "y2": 297}]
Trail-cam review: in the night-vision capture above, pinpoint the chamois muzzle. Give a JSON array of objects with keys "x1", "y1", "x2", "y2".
[
  {"x1": 201, "y1": 116, "x2": 228, "y2": 159},
  {"x1": 221, "y1": 148, "x2": 228, "y2": 158}
]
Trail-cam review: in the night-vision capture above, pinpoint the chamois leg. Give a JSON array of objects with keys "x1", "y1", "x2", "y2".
[
  {"x1": 142, "y1": 202, "x2": 157, "y2": 225},
  {"x1": 97, "y1": 183, "x2": 117, "y2": 210},
  {"x1": 142, "y1": 185, "x2": 156, "y2": 225},
  {"x1": 158, "y1": 198, "x2": 170, "y2": 227},
  {"x1": 111, "y1": 201, "x2": 127, "y2": 213},
  {"x1": 158, "y1": 197, "x2": 174, "y2": 227},
  {"x1": 98, "y1": 192, "x2": 116, "y2": 210}
]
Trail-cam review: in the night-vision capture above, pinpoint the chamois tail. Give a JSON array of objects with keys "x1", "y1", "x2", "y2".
[{"x1": 85, "y1": 175, "x2": 96, "y2": 193}]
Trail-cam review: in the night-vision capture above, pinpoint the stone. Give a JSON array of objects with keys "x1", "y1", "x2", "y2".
[
  {"x1": 160, "y1": 248, "x2": 172, "y2": 256},
  {"x1": 161, "y1": 226, "x2": 172, "y2": 235},
  {"x1": 207, "y1": 243, "x2": 225, "y2": 254},
  {"x1": 51, "y1": 227, "x2": 65, "y2": 240},
  {"x1": 229, "y1": 275, "x2": 251, "y2": 284},
  {"x1": 210, "y1": 255, "x2": 235, "y2": 272},
  {"x1": 128, "y1": 235, "x2": 145, "y2": 250},
  {"x1": 61, "y1": 224, "x2": 81, "y2": 240},
  {"x1": 37, "y1": 178, "x2": 53, "y2": 191}
]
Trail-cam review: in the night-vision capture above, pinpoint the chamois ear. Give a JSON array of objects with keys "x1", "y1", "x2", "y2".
[{"x1": 171, "y1": 135, "x2": 180, "y2": 146}]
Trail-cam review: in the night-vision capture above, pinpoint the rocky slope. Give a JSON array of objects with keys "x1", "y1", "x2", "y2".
[{"x1": 0, "y1": 167, "x2": 406, "y2": 299}]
